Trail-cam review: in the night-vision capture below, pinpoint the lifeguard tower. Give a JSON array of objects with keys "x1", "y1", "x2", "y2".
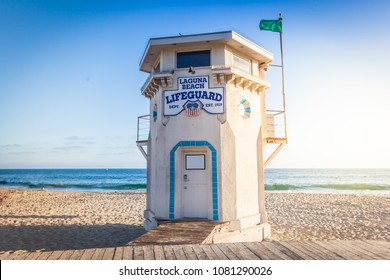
[{"x1": 137, "y1": 31, "x2": 287, "y2": 243}]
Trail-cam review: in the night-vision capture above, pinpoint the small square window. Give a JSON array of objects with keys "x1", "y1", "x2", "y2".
[{"x1": 185, "y1": 154, "x2": 205, "y2": 170}]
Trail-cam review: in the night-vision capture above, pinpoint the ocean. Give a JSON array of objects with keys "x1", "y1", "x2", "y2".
[{"x1": 0, "y1": 168, "x2": 390, "y2": 195}]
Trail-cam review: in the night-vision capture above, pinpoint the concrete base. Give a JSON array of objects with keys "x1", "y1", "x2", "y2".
[
  {"x1": 211, "y1": 223, "x2": 271, "y2": 244},
  {"x1": 143, "y1": 209, "x2": 158, "y2": 231}
]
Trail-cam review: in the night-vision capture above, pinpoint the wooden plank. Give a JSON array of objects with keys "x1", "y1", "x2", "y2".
[
  {"x1": 354, "y1": 240, "x2": 390, "y2": 260},
  {"x1": 226, "y1": 243, "x2": 258, "y2": 260},
  {"x1": 295, "y1": 241, "x2": 336, "y2": 260},
  {"x1": 288, "y1": 241, "x2": 330, "y2": 260},
  {"x1": 172, "y1": 245, "x2": 187, "y2": 260},
  {"x1": 130, "y1": 221, "x2": 219, "y2": 245},
  {"x1": 378, "y1": 241, "x2": 390, "y2": 251},
  {"x1": 26, "y1": 251, "x2": 44, "y2": 260},
  {"x1": 0, "y1": 252, "x2": 13, "y2": 260},
  {"x1": 133, "y1": 246, "x2": 144, "y2": 260},
  {"x1": 153, "y1": 245, "x2": 166, "y2": 260},
  {"x1": 122, "y1": 246, "x2": 134, "y2": 260},
  {"x1": 367, "y1": 240, "x2": 390, "y2": 250},
  {"x1": 325, "y1": 240, "x2": 370, "y2": 260},
  {"x1": 69, "y1": 250, "x2": 85, "y2": 260},
  {"x1": 113, "y1": 247, "x2": 124, "y2": 260},
  {"x1": 91, "y1": 248, "x2": 106, "y2": 260},
  {"x1": 261, "y1": 242, "x2": 293, "y2": 260},
  {"x1": 215, "y1": 244, "x2": 239, "y2": 260},
  {"x1": 352, "y1": 240, "x2": 385, "y2": 259},
  {"x1": 308, "y1": 241, "x2": 348, "y2": 260},
  {"x1": 79, "y1": 249, "x2": 96, "y2": 260},
  {"x1": 279, "y1": 241, "x2": 315, "y2": 260},
  {"x1": 182, "y1": 245, "x2": 198, "y2": 260},
  {"x1": 199, "y1": 245, "x2": 219, "y2": 260},
  {"x1": 243, "y1": 242, "x2": 273, "y2": 260},
  {"x1": 36, "y1": 251, "x2": 53, "y2": 260},
  {"x1": 363, "y1": 240, "x2": 390, "y2": 251},
  {"x1": 3, "y1": 252, "x2": 15, "y2": 260},
  {"x1": 358, "y1": 240, "x2": 386, "y2": 253},
  {"x1": 4, "y1": 252, "x2": 19, "y2": 260},
  {"x1": 251, "y1": 242, "x2": 285, "y2": 260},
  {"x1": 268, "y1": 241, "x2": 304, "y2": 260},
  {"x1": 58, "y1": 250, "x2": 75, "y2": 260},
  {"x1": 7, "y1": 252, "x2": 30, "y2": 260},
  {"x1": 162, "y1": 245, "x2": 176, "y2": 260},
  {"x1": 323, "y1": 241, "x2": 365, "y2": 260},
  {"x1": 143, "y1": 246, "x2": 155, "y2": 260},
  {"x1": 339, "y1": 241, "x2": 382, "y2": 260},
  {"x1": 102, "y1": 248, "x2": 115, "y2": 260},
  {"x1": 209, "y1": 244, "x2": 228, "y2": 260},
  {"x1": 192, "y1": 245, "x2": 209, "y2": 260},
  {"x1": 47, "y1": 250, "x2": 64, "y2": 260},
  {"x1": 360, "y1": 241, "x2": 390, "y2": 259},
  {"x1": 3, "y1": 253, "x2": 15, "y2": 260}
]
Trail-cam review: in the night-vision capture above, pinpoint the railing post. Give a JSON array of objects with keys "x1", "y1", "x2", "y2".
[{"x1": 137, "y1": 116, "x2": 140, "y2": 142}]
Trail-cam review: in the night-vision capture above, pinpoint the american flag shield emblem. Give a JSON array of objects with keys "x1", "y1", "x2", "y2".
[{"x1": 184, "y1": 101, "x2": 201, "y2": 117}]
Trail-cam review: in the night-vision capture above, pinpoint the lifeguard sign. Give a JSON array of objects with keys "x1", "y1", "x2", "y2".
[
  {"x1": 137, "y1": 31, "x2": 287, "y2": 243},
  {"x1": 163, "y1": 76, "x2": 224, "y2": 116}
]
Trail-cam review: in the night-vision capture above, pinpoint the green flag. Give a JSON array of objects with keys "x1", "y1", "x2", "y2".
[{"x1": 259, "y1": 19, "x2": 282, "y2": 33}]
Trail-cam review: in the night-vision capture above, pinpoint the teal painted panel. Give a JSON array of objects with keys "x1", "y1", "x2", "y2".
[{"x1": 169, "y1": 141, "x2": 219, "y2": 221}]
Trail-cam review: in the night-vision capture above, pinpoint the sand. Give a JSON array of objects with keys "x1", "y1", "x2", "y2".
[
  {"x1": 0, "y1": 189, "x2": 389, "y2": 253},
  {"x1": 265, "y1": 192, "x2": 390, "y2": 241},
  {"x1": 0, "y1": 189, "x2": 146, "y2": 253}
]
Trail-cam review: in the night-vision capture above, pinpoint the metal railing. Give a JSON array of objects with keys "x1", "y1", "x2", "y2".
[
  {"x1": 266, "y1": 110, "x2": 287, "y2": 141},
  {"x1": 137, "y1": 114, "x2": 150, "y2": 142}
]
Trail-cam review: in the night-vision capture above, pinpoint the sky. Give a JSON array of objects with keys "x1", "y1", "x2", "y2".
[{"x1": 0, "y1": 0, "x2": 389, "y2": 169}]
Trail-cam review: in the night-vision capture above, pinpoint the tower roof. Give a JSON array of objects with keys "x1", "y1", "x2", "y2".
[{"x1": 140, "y1": 30, "x2": 273, "y2": 73}]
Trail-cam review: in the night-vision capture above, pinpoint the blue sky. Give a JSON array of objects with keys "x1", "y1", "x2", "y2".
[{"x1": 0, "y1": 0, "x2": 389, "y2": 168}]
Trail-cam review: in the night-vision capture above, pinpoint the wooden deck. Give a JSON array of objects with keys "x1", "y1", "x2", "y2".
[
  {"x1": 1, "y1": 240, "x2": 389, "y2": 260},
  {"x1": 1, "y1": 221, "x2": 389, "y2": 260},
  {"x1": 129, "y1": 220, "x2": 224, "y2": 245}
]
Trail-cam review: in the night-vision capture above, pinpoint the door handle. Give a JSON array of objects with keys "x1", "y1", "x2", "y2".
[{"x1": 184, "y1": 186, "x2": 188, "y2": 189}]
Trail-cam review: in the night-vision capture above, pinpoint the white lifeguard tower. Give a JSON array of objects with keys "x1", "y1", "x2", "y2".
[{"x1": 137, "y1": 31, "x2": 287, "y2": 243}]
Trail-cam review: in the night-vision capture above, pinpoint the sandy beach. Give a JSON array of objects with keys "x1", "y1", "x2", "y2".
[
  {"x1": 0, "y1": 190, "x2": 146, "y2": 253},
  {"x1": 266, "y1": 192, "x2": 390, "y2": 241},
  {"x1": 0, "y1": 189, "x2": 389, "y2": 253}
]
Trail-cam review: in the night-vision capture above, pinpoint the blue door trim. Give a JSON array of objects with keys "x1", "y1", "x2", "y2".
[{"x1": 169, "y1": 141, "x2": 219, "y2": 221}]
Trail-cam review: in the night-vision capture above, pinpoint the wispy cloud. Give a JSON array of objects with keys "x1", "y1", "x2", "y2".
[
  {"x1": 0, "y1": 144, "x2": 22, "y2": 150},
  {"x1": 98, "y1": 145, "x2": 136, "y2": 156},
  {"x1": 98, "y1": 152, "x2": 130, "y2": 156},
  {"x1": 52, "y1": 145, "x2": 84, "y2": 151},
  {"x1": 6, "y1": 151, "x2": 33, "y2": 155},
  {"x1": 0, "y1": 145, "x2": 33, "y2": 156},
  {"x1": 62, "y1": 136, "x2": 95, "y2": 145},
  {"x1": 62, "y1": 136, "x2": 80, "y2": 141}
]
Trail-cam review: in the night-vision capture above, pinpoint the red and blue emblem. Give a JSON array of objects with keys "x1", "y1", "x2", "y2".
[{"x1": 184, "y1": 101, "x2": 202, "y2": 117}]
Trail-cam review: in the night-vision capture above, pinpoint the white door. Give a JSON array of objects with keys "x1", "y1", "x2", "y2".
[{"x1": 182, "y1": 153, "x2": 209, "y2": 218}]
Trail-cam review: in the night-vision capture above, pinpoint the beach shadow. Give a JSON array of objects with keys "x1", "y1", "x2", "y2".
[{"x1": 0, "y1": 224, "x2": 147, "y2": 252}]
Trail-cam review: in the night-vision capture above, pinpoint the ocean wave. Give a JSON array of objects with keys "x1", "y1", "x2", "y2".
[
  {"x1": 314, "y1": 183, "x2": 390, "y2": 191},
  {"x1": 265, "y1": 184, "x2": 304, "y2": 191},
  {"x1": 265, "y1": 183, "x2": 390, "y2": 191},
  {"x1": 2, "y1": 180, "x2": 389, "y2": 192},
  {"x1": 0, "y1": 180, "x2": 146, "y2": 190}
]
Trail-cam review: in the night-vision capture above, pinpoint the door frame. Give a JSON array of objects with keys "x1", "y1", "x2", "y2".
[{"x1": 169, "y1": 141, "x2": 219, "y2": 221}]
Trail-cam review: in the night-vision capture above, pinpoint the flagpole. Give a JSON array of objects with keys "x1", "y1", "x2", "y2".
[{"x1": 279, "y1": 13, "x2": 288, "y2": 143}]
